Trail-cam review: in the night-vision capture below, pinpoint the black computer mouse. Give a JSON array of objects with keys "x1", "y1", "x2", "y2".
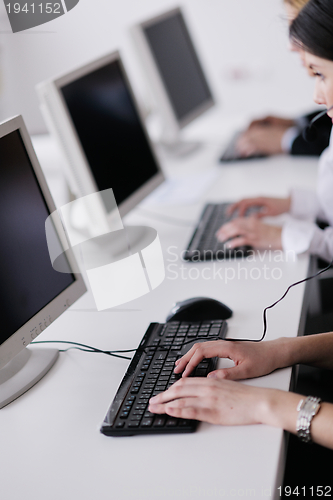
[{"x1": 166, "y1": 297, "x2": 233, "y2": 322}]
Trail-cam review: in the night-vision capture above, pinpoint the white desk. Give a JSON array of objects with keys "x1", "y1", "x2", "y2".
[{"x1": 0, "y1": 137, "x2": 318, "y2": 500}]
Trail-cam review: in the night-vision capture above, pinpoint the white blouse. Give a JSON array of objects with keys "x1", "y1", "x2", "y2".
[{"x1": 281, "y1": 130, "x2": 333, "y2": 262}]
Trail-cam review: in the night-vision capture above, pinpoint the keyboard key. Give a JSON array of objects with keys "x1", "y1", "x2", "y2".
[
  {"x1": 155, "y1": 383, "x2": 167, "y2": 390},
  {"x1": 166, "y1": 418, "x2": 178, "y2": 427},
  {"x1": 178, "y1": 420, "x2": 192, "y2": 427},
  {"x1": 133, "y1": 410, "x2": 145, "y2": 415},
  {"x1": 194, "y1": 369, "x2": 207, "y2": 377},
  {"x1": 143, "y1": 384, "x2": 155, "y2": 389},
  {"x1": 141, "y1": 390, "x2": 153, "y2": 396},
  {"x1": 128, "y1": 422, "x2": 140, "y2": 428},
  {"x1": 134, "y1": 404, "x2": 146, "y2": 410},
  {"x1": 144, "y1": 411, "x2": 155, "y2": 418},
  {"x1": 141, "y1": 418, "x2": 153, "y2": 427},
  {"x1": 153, "y1": 417, "x2": 166, "y2": 427}
]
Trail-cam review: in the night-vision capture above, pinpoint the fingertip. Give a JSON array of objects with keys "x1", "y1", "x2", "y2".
[{"x1": 208, "y1": 369, "x2": 229, "y2": 380}]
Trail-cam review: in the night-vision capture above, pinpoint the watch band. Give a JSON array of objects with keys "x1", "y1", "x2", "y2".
[{"x1": 296, "y1": 396, "x2": 321, "y2": 443}]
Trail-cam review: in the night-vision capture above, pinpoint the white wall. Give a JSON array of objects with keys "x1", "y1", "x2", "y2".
[{"x1": 0, "y1": 0, "x2": 316, "y2": 135}]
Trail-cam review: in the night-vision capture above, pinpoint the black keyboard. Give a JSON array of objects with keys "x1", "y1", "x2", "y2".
[
  {"x1": 101, "y1": 320, "x2": 227, "y2": 436},
  {"x1": 184, "y1": 203, "x2": 253, "y2": 261},
  {"x1": 219, "y1": 131, "x2": 266, "y2": 162}
]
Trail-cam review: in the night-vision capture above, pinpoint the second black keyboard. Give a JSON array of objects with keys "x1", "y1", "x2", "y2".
[{"x1": 184, "y1": 202, "x2": 254, "y2": 261}]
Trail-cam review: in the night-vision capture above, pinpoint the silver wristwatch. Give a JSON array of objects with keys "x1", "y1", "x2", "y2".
[{"x1": 296, "y1": 396, "x2": 321, "y2": 443}]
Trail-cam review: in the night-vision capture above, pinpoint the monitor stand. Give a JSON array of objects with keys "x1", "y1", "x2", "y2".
[
  {"x1": 146, "y1": 114, "x2": 202, "y2": 157},
  {"x1": 0, "y1": 347, "x2": 59, "y2": 409},
  {"x1": 159, "y1": 138, "x2": 202, "y2": 157},
  {"x1": 73, "y1": 225, "x2": 156, "y2": 271}
]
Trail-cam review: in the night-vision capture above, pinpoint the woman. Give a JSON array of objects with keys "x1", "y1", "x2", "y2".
[
  {"x1": 149, "y1": 0, "x2": 333, "y2": 450},
  {"x1": 217, "y1": 0, "x2": 333, "y2": 263},
  {"x1": 216, "y1": 14, "x2": 333, "y2": 262},
  {"x1": 236, "y1": 0, "x2": 332, "y2": 158}
]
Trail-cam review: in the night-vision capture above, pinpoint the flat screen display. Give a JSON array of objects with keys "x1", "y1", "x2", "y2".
[
  {"x1": 0, "y1": 130, "x2": 75, "y2": 346},
  {"x1": 143, "y1": 12, "x2": 213, "y2": 122},
  {"x1": 60, "y1": 60, "x2": 160, "y2": 210}
]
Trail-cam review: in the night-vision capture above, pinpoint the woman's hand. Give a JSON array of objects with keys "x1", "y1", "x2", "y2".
[
  {"x1": 149, "y1": 378, "x2": 333, "y2": 450},
  {"x1": 236, "y1": 116, "x2": 295, "y2": 157},
  {"x1": 148, "y1": 377, "x2": 267, "y2": 426},
  {"x1": 227, "y1": 196, "x2": 291, "y2": 218},
  {"x1": 148, "y1": 378, "x2": 306, "y2": 439},
  {"x1": 236, "y1": 125, "x2": 286, "y2": 156},
  {"x1": 174, "y1": 339, "x2": 288, "y2": 379},
  {"x1": 247, "y1": 115, "x2": 295, "y2": 130},
  {"x1": 216, "y1": 216, "x2": 282, "y2": 250}
]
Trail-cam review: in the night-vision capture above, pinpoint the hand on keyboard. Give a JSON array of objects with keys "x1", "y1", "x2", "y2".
[
  {"x1": 215, "y1": 216, "x2": 283, "y2": 251},
  {"x1": 172, "y1": 339, "x2": 282, "y2": 380},
  {"x1": 235, "y1": 124, "x2": 287, "y2": 157},
  {"x1": 148, "y1": 377, "x2": 262, "y2": 426},
  {"x1": 226, "y1": 196, "x2": 291, "y2": 218}
]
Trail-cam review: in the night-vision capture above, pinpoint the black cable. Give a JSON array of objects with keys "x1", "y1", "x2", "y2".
[
  {"x1": 32, "y1": 257, "x2": 333, "y2": 363},
  {"x1": 225, "y1": 256, "x2": 333, "y2": 343},
  {"x1": 32, "y1": 340, "x2": 133, "y2": 360}
]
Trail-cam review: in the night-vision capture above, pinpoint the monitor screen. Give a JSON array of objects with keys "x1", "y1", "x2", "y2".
[
  {"x1": 0, "y1": 129, "x2": 75, "y2": 348},
  {"x1": 59, "y1": 59, "x2": 160, "y2": 211},
  {"x1": 142, "y1": 10, "x2": 213, "y2": 123}
]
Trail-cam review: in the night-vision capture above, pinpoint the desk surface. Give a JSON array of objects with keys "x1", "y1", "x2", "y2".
[{"x1": 1, "y1": 135, "x2": 318, "y2": 500}]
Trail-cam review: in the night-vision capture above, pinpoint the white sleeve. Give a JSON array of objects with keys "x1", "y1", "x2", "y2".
[
  {"x1": 281, "y1": 127, "x2": 299, "y2": 153},
  {"x1": 281, "y1": 218, "x2": 316, "y2": 255},
  {"x1": 282, "y1": 218, "x2": 333, "y2": 262},
  {"x1": 289, "y1": 188, "x2": 322, "y2": 220},
  {"x1": 308, "y1": 225, "x2": 333, "y2": 262}
]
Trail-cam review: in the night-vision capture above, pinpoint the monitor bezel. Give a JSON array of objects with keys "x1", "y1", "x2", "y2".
[
  {"x1": 36, "y1": 50, "x2": 165, "y2": 221},
  {"x1": 0, "y1": 115, "x2": 86, "y2": 371},
  {"x1": 132, "y1": 6, "x2": 215, "y2": 134}
]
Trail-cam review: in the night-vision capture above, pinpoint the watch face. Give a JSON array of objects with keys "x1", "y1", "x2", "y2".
[{"x1": 305, "y1": 397, "x2": 321, "y2": 415}]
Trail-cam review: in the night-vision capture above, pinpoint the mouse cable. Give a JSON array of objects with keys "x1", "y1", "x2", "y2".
[
  {"x1": 226, "y1": 256, "x2": 333, "y2": 343},
  {"x1": 136, "y1": 207, "x2": 195, "y2": 227},
  {"x1": 31, "y1": 338, "x2": 226, "y2": 358}
]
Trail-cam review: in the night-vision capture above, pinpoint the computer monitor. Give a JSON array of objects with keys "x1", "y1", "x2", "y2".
[
  {"x1": 0, "y1": 115, "x2": 86, "y2": 409},
  {"x1": 132, "y1": 7, "x2": 215, "y2": 150},
  {"x1": 36, "y1": 51, "x2": 165, "y2": 235}
]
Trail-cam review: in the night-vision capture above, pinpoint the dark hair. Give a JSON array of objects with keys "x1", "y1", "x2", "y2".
[{"x1": 290, "y1": 0, "x2": 333, "y2": 61}]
